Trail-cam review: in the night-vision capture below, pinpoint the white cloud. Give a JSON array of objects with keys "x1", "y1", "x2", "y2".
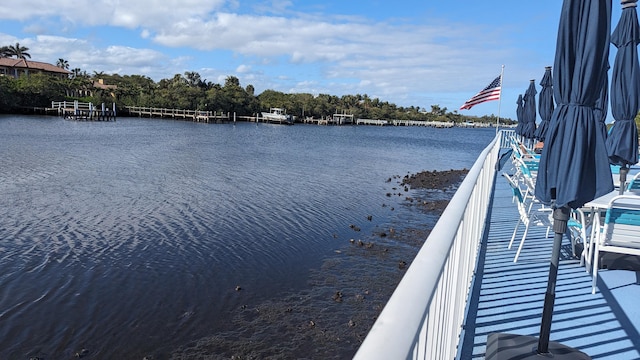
[
  {"x1": 0, "y1": 0, "x2": 228, "y2": 27},
  {"x1": 15, "y1": 35, "x2": 172, "y2": 79},
  {"x1": 236, "y1": 64, "x2": 251, "y2": 73},
  {"x1": 0, "y1": 0, "x2": 553, "y2": 118}
]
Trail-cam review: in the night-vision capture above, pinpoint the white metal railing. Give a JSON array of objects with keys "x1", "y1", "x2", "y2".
[
  {"x1": 51, "y1": 100, "x2": 116, "y2": 119},
  {"x1": 500, "y1": 129, "x2": 516, "y2": 148},
  {"x1": 354, "y1": 130, "x2": 508, "y2": 360}
]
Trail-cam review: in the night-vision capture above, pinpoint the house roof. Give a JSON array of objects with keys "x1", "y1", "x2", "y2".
[
  {"x1": 0, "y1": 58, "x2": 72, "y2": 75},
  {"x1": 93, "y1": 79, "x2": 117, "y2": 90}
]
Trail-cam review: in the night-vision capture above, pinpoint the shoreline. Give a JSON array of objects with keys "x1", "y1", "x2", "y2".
[{"x1": 168, "y1": 168, "x2": 469, "y2": 359}]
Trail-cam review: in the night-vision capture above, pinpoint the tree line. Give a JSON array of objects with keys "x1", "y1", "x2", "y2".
[{"x1": 0, "y1": 44, "x2": 511, "y2": 123}]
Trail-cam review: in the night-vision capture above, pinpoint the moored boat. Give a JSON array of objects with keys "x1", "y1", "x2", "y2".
[{"x1": 260, "y1": 107, "x2": 293, "y2": 125}]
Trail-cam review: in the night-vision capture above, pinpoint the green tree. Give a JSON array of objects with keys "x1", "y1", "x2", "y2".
[
  {"x1": 15, "y1": 72, "x2": 64, "y2": 106},
  {"x1": 222, "y1": 76, "x2": 252, "y2": 114},
  {"x1": 0, "y1": 46, "x2": 11, "y2": 58},
  {"x1": 0, "y1": 76, "x2": 18, "y2": 112},
  {"x1": 246, "y1": 84, "x2": 255, "y2": 96},
  {"x1": 57, "y1": 58, "x2": 69, "y2": 69},
  {"x1": 204, "y1": 83, "x2": 224, "y2": 112},
  {"x1": 184, "y1": 71, "x2": 202, "y2": 87},
  {"x1": 7, "y1": 42, "x2": 31, "y2": 59},
  {"x1": 257, "y1": 89, "x2": 287, "y2": 111}
]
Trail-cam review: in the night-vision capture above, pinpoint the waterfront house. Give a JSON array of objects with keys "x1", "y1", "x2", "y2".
[{"x1": 0, "y1": 58, "x2": 71, "y2": 79}]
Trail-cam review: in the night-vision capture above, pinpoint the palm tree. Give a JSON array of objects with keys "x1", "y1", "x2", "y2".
[
  {"x1": 184, "y1": 71, "x2": 202, "y2": 87},
  {"x1": 0, "y1": 46, "x2": 11, "y2": 58},
  {"x1": 57, "y1": 58, "x2": 69, "y2": 69},
  {"x1": 7, "y1": 42, "x2": 31, "y2": 59}
]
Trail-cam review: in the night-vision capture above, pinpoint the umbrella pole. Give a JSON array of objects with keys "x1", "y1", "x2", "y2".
[
  {"x1": 537, "y1": 206, "x2": 570, "y2": 354},
  {"x1": 486, "y1": 205, "x2": 589, "y2": 359},
  {"x1": 619, "y1": 165, "x2": 629, "y2": 195}
]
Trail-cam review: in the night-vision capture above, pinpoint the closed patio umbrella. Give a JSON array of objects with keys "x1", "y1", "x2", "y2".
[
  {"x1": 606, "y1": 0, "x2": 640, "y2": 194},
  {"x1": 535, "y1": 0, "x2": 613, "y2": 354},
  {"x1": 535, "y1": 2, "x2": 614, "y2": 210},
  {"x1": 515, "y1": 94, "x2": 525, "y2": 139},
  {"x1": 488, "y1": 0, "x2": 614, "y2": 358},
  {"x1": 535, "y1": 66, "x2": 554, "y2": 142},
  {"x1": 522, "y1": 80, "x2": 538, "y2": 142},
  {"x1": 595, "y1": 72, "x2": 610, "y2": 141}
]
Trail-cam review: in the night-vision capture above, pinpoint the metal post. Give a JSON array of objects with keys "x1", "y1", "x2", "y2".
[
  {"x1": 538, "y1": 206, "x2": 570, "y2": 354},
  {"x1": 496, "y1": 65, "x2": 505, "y2": 135},
  {"x1": 619, "y1": 165, "x2": 629, "y2": 195}
]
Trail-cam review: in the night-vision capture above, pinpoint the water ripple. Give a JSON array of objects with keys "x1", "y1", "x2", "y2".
[{"x1": 0, "y1": 116, "x2": 494, "y2": 359}]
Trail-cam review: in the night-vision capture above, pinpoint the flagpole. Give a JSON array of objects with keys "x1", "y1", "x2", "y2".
[{"x1": 496, "y1": 65, "x2": 504, "y2": 135}]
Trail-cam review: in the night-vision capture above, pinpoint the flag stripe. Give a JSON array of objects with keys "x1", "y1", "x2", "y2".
[{"x1": 460, "y1": 75, "x2": 502, "y2": 110}]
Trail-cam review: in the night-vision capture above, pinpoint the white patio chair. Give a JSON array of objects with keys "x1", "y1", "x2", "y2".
[
  {"x1": 591, "y1": 195, "x2": 640, "y2": 294},
  {"x1": 569, "y1": 207, "x2": 591, "y2": 267},
  {"x1": 503, "y1": 173, "x2": 553, "y2": 262}
]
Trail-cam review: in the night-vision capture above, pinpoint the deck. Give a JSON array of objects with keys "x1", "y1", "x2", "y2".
[{"x1": 459, "y1": 170, "x2": 640, "y2": 359}]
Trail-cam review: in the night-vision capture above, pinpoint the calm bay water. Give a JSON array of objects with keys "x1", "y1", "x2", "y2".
[{"x1": 0, "y1": 115, "x2": 494, "y2": 359}]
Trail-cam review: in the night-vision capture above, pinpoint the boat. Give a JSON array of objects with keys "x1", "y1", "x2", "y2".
[{"x1": 260, "y1": 108, "x2": 293, "y2": 125}]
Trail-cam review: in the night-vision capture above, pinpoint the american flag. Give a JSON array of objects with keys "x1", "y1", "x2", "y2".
[{"x1": 459, "y1": 75, "x2": 502, "y2": 110}]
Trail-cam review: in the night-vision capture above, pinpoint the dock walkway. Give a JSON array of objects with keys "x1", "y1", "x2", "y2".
[
  {"x1": 51, "y1": 101, "x2": 116, "y2": 121},
  {"x1": 124, "y1": 106, "x2": 236, "y2": 123},
  {"x1": 459, "y1": 170, "x2": 640, "y2": 359}
]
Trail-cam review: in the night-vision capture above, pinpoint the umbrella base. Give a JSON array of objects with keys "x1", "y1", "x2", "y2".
[{"x1": 486, "y1": 333, "x2": 591, "y2": 359}]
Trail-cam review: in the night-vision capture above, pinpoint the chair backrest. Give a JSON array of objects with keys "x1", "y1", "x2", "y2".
[
  {"x1": 603, "y1": 195, "x2": 640, "y2": 249},
  {"x1": 503, "y1": 173, "x2": 524, "y2": 203},
  {"x1": 503, "y1": 173, "x2": 531, "y2": 220},
  {"x1": 626, "y1": 172, "x2": 640, "y2": 193}
]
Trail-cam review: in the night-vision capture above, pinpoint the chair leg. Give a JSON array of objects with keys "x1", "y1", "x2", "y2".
[
  {"x1": 508, "y1": 219, "x2": 522, "y2": 249},
  {"x1": 578, "y1": 227, "x2": 587, "y2": 264},
  {"x1": 585, "y1": 215, "x2": 600, "y2": 273},
  {"x1": 580, "y1": 232, "x2": 587, "y2": 267},
  {"x1": 514, "y1": 223, "x2": 530, "y2": 263},
  {"x1": 567, "y1": 228, "x2": 576, "y2": 258},
  {"x1": 592, "y1": 242, "x2": 600, "y2": 294}
]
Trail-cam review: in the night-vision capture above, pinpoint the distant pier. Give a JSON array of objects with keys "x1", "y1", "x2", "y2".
[
  {"x1": 124, "y1": 106, "x2": 239, "y2": 123},
  {"x1": 304, "y1": 113, "x2": 355, "y2": 125},
  {"x1": 390, "y1": 120, "x2": 454, "y2": 128},
  {"x1": 52, "y1": 101, "x2": 116, "y2": 121}
]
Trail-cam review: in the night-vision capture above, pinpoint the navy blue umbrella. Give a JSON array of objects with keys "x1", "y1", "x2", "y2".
[
  {"x1": 592, "y1": 62, "x2": 611, "y2": 152},
  {"x1": 536, "y1": 3, "x2": 613, "y2": 209},
  {"x1": 607, "y1": 0, "x2": 640, "y2": 194},
  {"x1": 595, "y1": 71, "x2": 610, "y2": 137},
  {"x1": 491, "y1": 3, "x2": 613, "y2": 357},
  {"x1": 535, "y1": 67, "x2": 554, "y2": 142},
  {"x1": 532, "y1": 0, "x2": 613, "y2": 356},
  {"x1": 515, "y1": 94, "x2": 525, "y2": 138},
  {"x1": 522, "y1": 80, "x2": 538, "y2": 141}
]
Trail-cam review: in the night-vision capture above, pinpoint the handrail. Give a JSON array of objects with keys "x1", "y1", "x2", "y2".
[{"x1": 354, "y1": 131, "x2": 506, "y2": 360}]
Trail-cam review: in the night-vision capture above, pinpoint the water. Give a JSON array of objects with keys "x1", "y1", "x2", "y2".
[{"x1": 0, "y1": 115, "x2": 495, "y2": 359}]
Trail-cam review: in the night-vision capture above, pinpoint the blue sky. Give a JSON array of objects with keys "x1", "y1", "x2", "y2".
[{"x1": 0, "y1": 1, "x2": 626, "y2": 121}]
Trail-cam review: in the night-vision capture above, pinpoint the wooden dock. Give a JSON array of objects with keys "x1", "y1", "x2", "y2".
[
  {"x1": 390, "y1": 120, "x2": 454, "y2": 127},
  {"x1": 51, "y1": 101, "x2": 116, "y2": 121},
  {"x1": 125, "y1": 106, "x2": 235, "y2": 123},
  {"x1": 356, "y1": 119, "x2": 391, "y2": 126}
]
